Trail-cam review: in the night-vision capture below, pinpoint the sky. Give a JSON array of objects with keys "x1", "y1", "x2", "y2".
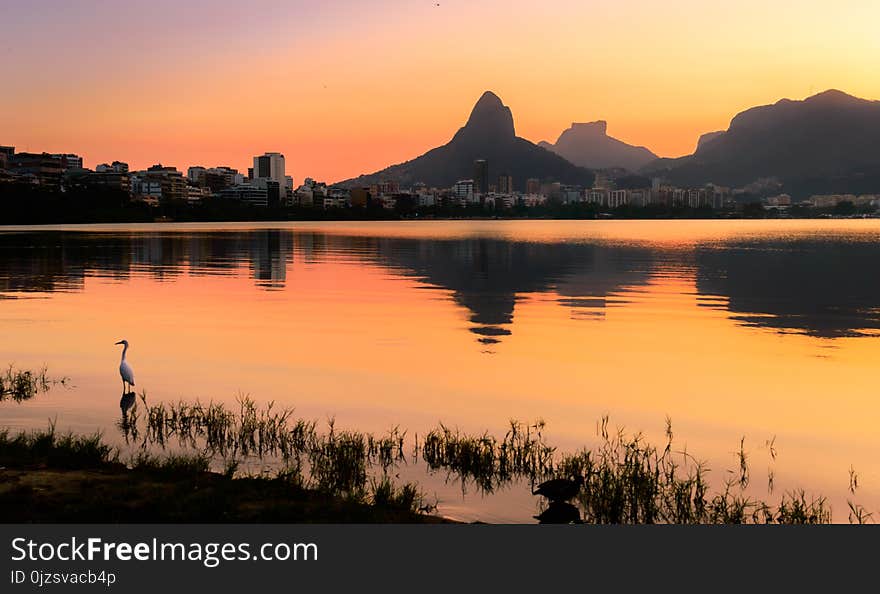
[{"x1": 2, "y1": 0, "x2": 880, "y2": 183}]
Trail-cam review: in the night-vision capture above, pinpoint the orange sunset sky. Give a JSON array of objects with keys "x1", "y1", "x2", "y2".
[{"x1": 3, "y1": 0, "x2": 879, "y2": 183}]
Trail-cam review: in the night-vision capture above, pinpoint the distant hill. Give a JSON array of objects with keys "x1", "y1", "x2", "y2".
[
  {"x1": 538, "y1": 121, "x2": 657, "y2": 171},
  {"x1": 643, "y1": 90, "x2": 880, "y2": 196},
  {"x1": 337, "y1": 91, "x2": 593, "y2": 191}
]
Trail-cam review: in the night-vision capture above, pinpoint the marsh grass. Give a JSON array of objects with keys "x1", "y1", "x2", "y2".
[
  {"x1": 549, "y1": 418, "x2": 833, "y2": 524},
  {"x1": 4, "y1": 369, "x2": 871, "y2": 523},
  {"x1": 121, "y1": 395, "x2": 413, "y2": 504},
  {"x1": 117, "y1": 394, "x2": 861, "y2": 523},
  {"x1": 419, "y1": 420, "x2": 555, "y2": 493},
  {"x1": 370, "y1": 477, "x2": 424, "y2": 512},
  {"x1": 0, "y1": 421, "x2": 115, "y2": 469},
  {"x1": 0, "y1": 365, "x2": 67, "y2": 403},
  {"x1": 130, "y1": 451, "x2": 212, "y2": 476}
]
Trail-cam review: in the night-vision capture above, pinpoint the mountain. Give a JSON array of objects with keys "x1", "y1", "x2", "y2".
[
  {"x1": 694, "y1": 130, "x2": 725, "y2": 152},
  {"x1": 538, "y1": 121, "x2": 657, "y2": 171},
  {"x1": 337, "y1": 91, "x2": 593, "y2": 190},
  {"x1": 644, "y1": 90, "x2": 880, "y2": 195}
]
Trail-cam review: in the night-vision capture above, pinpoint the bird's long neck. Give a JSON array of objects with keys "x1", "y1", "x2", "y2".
[{"x1": 121, "y1": 344, "x2": 128, "y2": 362}]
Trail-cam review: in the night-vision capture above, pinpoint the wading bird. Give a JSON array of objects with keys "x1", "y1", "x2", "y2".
[
  {"x1": 532, "y1": 476, "x2": 584, "y2": 502},
  {"x1": 115, "y1": 339, "x2": 136, "y2": 394}
]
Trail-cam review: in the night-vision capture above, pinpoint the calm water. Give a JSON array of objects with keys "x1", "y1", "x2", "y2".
[{"x1": 2, "y1": 220, "x2": 880, "y2": 522}]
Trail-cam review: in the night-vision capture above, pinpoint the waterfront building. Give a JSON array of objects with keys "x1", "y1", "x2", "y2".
[
  {"x1": 144, "y1": 164, "x2": 187, "y2": 202},
  {"x1": 586, "y1": 189, "x2": 606, "y2": 205},
  {"x1": 253, "y1": 152, "x2": 286, "y2": 189},
  {"x1": 607, "y1": 189, "x2": 628, "y2": 208},
  {"x1": 629, "y1": 188, "x2": 652, "y2": 207},
  {"x1": 219, "y1": 184, "x2": 268, "y2": 207},
  {"x1": 67, "y1": 170, "x2": 131, "y2": 194},
  {"x1": 7, "y1": 153, "x2": 63, "y2": 189}
]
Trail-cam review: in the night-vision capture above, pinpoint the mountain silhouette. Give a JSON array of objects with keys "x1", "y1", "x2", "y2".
[
  {"x1": 538, "y1": 121, "x2": 657, "y2": 171},
  {"x1": 338, "y1": 91, "x2": 594, "y2": 191},
  {"x1": 694, "y1": 130, "x2": 725, "y2": 152},
  {"x1": 644, "y1": 90, "x2": 880, "y2": 195}
]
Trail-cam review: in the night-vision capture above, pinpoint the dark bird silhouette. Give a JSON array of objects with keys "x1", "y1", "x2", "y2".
[
  {"x1": 534, "y1": 501, "x2": 582, "y2": 524},
  {"x1": 532, "y1": 476, "x2": 584, "y2": 502}
]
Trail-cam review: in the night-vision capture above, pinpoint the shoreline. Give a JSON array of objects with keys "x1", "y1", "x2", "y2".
[
  {"x1": 0, "y1": 465, "x2": 452, "y2": 524},
  {"x1": 1, "y1": 213, "x2": 878, "y2": 230}
]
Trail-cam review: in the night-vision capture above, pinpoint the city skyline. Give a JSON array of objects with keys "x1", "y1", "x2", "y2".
[{"x1": 3, "y1": 0, "x2": 880, "y2": 182}]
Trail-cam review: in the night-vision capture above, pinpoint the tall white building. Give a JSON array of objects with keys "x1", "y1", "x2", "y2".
[{"x1": 253, "y1": 152, "x2": 287, "y2": 187}]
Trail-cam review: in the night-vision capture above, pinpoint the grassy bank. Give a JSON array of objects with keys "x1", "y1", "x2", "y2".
[
  {"x1": 0, "y1": 425, "x2": 439, "y2": 523},
  {"x1": 1, "y1": 368, "x2": 874, "y2": 523}
]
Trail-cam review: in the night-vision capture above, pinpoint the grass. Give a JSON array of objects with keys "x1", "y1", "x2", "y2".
[
  {"x1": 0, "y1": 421, "x2": 114, "y2": 469},
  {"x1": 0, "y1": 365, "x2": 66, "y2": 403},
  {"x1": 114, "y1": 394, "x2": 873, "y2": 523},
  {"x1": 0, "y1": 424, "x2": 438, "y2": 523},
  {"x1": 2, "y1": 367, "x2": 874, "y2": 523}
]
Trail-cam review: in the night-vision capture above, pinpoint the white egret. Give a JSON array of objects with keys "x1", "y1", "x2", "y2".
[{"x1": 115, "y1": 339, "x2": 136, "y2": 394}]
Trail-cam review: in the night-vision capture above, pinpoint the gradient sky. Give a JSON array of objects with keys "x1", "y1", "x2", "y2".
[{"x1": 3, "y1": 0, "x2": 880, "y2": 182}]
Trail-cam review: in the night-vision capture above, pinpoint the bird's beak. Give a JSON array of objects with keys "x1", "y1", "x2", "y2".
[{"x1": 115, "y1": 341, "x2": 123, "y2": 345}]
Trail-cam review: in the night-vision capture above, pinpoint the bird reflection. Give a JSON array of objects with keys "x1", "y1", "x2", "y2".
[
  {"x1": 534, "y1": 501, "x2": 582, "y2": 524},
  {"x1": 120, "y1": 391, "x2": 136, "y2": 416},
  {"x1": 119, "y1": 391, "x2": 137, "y2": 436}
]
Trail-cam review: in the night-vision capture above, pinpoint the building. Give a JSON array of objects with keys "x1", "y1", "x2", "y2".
[
  {"x1": 525, "y1": 178, "x2": 541, "y2": 195},
  {"x1": 540, "y1": 181, "x2": 561, "y2": 199},
  {"x1": 144, "y1": 164, "x2": 187, "y2": 202},
  {"x1": 293, "y1": 178, "x2": 329, "y2": 207},
  {"x1": 586, "y1": 189, "x2": 606, "y2": 205},
  {"x1": 186, "y1": 185, "x2": 211, "y2": 203},
  {"x1": 350, "y1": 187, "x2": 369, "y2": 208},
  {"x1": 0, "y1": 146, "x2": 13, "y2": 170},
  {"x1": 96, "y1": 161, "x2": 129, "y2": 174},
  {"x1": 219, "y1": 184, "x2": 268, "y2": 207},
  {"x1": 189, "y1": 166, "x2": 241, "y2": 193},
  {"x1": 417, "y1": 192, "x2": 436, "y2": 207},
  {"x1": 497, "y1": 175, "x2": 514, "y2": 194},
  {"x1": 253, "y1": 152, "x2": 286, "y2": 188},
  {"x1": 7, "y1": 153, "x2": 63, "y2": 189},
  {"x1": 452, "y1": 179, "x2": 475, "y2": 204},
  {"x1": 607, "y1": 189, "x2": 628, "y2": 208},
  {"x1": 130, "y1": 174, "x2": 162, "y2": 204},
  {"x1": 521, "y1": 194, "x2": 547, "y2": 207},
  {"x1": 50, "y1": 154, "x2": 83, "y2": 172},
  {"x1": 629, "y1": 188, "x2": 652, "y2": 207},
  {"x1": 672, "y1": 188, "x2": 688, "y2": 208},
  {"x1": 473, "y1": 159, "x2": 488, "y2": 195},
  {"x1": 560, "y1": 184, "x2": 581, "y2": 204},
  {"x1": 67, "y1": 170, "x2": 131, "y2": 194},
  {"x1": 187, "y1": 166, "x2": 206, "y2": 183},
  {"x1": 369, "y1": 180, "x2": 399, "y2": 197}
]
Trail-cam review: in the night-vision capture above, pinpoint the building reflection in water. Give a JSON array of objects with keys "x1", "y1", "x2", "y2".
[{"x1": 3, "y1": 229, "x2": 880, "y2": 344}]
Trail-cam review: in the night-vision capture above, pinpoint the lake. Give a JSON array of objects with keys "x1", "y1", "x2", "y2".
[{"x1": 2, "y1": 219, "x2": 879, "y2": 522}]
